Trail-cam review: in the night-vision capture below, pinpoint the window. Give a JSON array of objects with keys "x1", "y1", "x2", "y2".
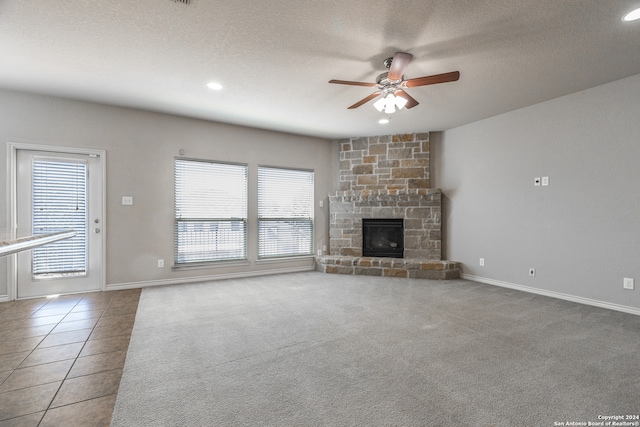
[
  {"x1": 32, "y1": 159, "x2": 88, "y2": 278},
  {"x1": 258, "y1": 166, "x2": 314, "y2": 258},
  {"x1": 174, "y1": 159, "x2": 247, "y2": 264}
]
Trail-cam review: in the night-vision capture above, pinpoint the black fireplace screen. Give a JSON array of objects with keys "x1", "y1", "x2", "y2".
[{"x1": 362, "y1": 218, "x2": 404, "y2": 258}]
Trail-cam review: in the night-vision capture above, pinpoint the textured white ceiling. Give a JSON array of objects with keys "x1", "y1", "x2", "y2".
[{"x1": 1, "y1": 0, "x2": 639, "y2": 139}]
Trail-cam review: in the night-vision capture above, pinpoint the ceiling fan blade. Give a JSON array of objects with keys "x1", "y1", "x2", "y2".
[
  {"x1": 348, "y1": 92, "x2": 381, "y2": 109},
  {"x1": 394, "y1": 89, "x2": 419, "y2": 109},
  {"x1": 387, "y1": 52, "x2": 413, "y2": 81},
  {"x1": 403, "y1": 71, "x2": 460, "y2": 88},
  {"x1": 329, "y1": 79, "x2": 377, "y2": 87}
]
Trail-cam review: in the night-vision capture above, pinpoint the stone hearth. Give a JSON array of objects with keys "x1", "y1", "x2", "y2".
[
  {"x1": 315, "y1": 256, "x2": 461, "y2": 280},
  {"x1": 317, "y1": 133, "x2": 461, "y2": 280}
]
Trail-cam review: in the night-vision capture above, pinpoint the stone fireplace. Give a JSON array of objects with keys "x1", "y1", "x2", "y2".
[
  {"x1": 316, "y1": 132, "x2": 460, "y2": 279},
  {"x1": 328, "y1": 189, "x2": 442, "y2": 259}
]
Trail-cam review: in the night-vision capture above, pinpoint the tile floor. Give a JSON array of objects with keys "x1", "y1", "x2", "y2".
[{"x1": 0, "y1": 288, "x2": 141, "y2": 426}]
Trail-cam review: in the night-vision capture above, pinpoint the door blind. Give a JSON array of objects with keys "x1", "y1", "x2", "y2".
[
  {"x1": 174, "y1": 159, "x2": 248, "y2": 263},
  {"x1": 258, "y1": 167, "x2": 314, "y2": 258},
  {"x1": 32, "y1": 159, "x2": 88, "y2": 278}
]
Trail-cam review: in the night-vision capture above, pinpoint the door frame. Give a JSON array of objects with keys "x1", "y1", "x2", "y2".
[{"x1": 7, "y1": 142, "x2": 107, "y2": 300}]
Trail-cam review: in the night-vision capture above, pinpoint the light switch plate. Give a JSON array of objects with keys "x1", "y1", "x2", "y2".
[
  {"x1": 623, "y1": 278, "x2": 634, "y2": 290},
  {"x1": 541, "y1": 176, "x2": 549, "y2": 186}
]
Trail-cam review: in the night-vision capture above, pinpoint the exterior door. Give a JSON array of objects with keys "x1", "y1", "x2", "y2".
[{"x1": 16, "y1": 149, "x2": 103, "y2": 298}]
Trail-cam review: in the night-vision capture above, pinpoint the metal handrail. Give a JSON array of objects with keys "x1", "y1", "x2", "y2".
[{"x1": 0, "y1": 230, "x2": 77, "y2": 257}]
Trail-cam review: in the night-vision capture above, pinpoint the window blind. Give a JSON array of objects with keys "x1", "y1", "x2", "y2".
[
  {"x1": 258, "y1": 167, "x2": 314, "y2": 258},
  {"x1": 174, "y1": 159, "x2": 248, "y2": 264},
  {"x1": 32, "y1": 159, "x2": 88, "y2": 278}
]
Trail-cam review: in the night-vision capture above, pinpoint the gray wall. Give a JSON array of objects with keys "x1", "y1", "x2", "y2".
[
  {"x1": 1, "y1": 90, "x2": 333, "y2": 296},
  {"x1": 4, "y1": 71, "x2": 640, "y2": 312},
  {"x1": 434, "y1": 73, "x2": 640, "y2": 311}
]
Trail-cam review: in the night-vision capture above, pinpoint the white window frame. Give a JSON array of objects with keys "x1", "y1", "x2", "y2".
[
  {"x1": 257, "y1": 166, "x2": 314, "y2": 259},
  {"x1": 174, "y1": 158, "x2": 248, "y2": 266}
]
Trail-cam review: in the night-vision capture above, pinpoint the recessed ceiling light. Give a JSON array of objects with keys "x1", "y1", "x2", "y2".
[
  {"x1": 623, "y1": 7, "x2": 640, "y2": 21},
  {"x1": 378, "y1": 118, "x2": 390, "y2": 124},
  {"x1": 207, "y1": 82, "x2": 223, "y2": 90}
]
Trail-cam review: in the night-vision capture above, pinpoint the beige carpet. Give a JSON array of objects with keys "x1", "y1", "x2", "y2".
[{"x1": 111, "y1": 272, "x2": 640, "y2": 426}]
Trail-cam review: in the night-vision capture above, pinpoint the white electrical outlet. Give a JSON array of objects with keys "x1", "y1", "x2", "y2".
[
  {"x1": 623, "y1": 278, "x2": 634, "y2": 290},
  {"x1": 158, "y1": 259, "x2": 164, "y2": 268},
  {"x1": 479, "y1": 258, "x2": 485, "y2": 266},
  {"x1": 529, "y1": 268, "x2": 536, "y2": 277},
  {"x1": 122, "y1": 196, "x2": 133, "y2": 206},
  {"x1": 534, "y1": 177, "x2": 541, "y2": 186}
]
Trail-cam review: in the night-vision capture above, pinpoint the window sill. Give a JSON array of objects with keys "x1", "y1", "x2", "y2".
[
  {"x1": 255, "y1": 255, "x2": 315, "y2": 264},
  {"x1": 172, "y1": 259, "x2": 250, "y2": 271}
]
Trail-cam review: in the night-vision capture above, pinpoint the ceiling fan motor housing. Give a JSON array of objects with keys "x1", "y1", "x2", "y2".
[{"x1": 376, "y1": 72, "x2": 402, "y2": 95}]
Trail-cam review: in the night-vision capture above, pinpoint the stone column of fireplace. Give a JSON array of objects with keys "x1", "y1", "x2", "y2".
[
  {"x1": 318, "y1": 132, "x2": 460, "y2": 279},
  {"x1": 330, "y1": 132, "x2": 440, "y2": 260}
]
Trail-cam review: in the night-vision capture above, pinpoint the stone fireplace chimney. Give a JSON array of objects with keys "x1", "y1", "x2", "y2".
[
  {"x1": 330, "y1": 133, "x2": 441, "y2": 259},
  {"x1": 317, "y1": 133, "x2": 460, "y2": 280},
  {"x1": 338, "y1": 133, "x2": 431, "y2": 193}
]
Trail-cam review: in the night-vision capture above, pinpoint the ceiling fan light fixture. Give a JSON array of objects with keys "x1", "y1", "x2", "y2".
[
  {"x1": 623, "y1": 7, "x2": 640, "y2": 21},
  {"x1": 373, "y1": 97, "x2": 386, "y2": 112},
  {"x1": 378, "y1": 118, "x2": 390, "y2": 124},
  {"x1": 374, "y1": 93, "x2": 405, "y2": 114},
  {"x1": 206, "y1": 82, "x2": 223, "y2": 91},
  {"x1": 384, "y1": 99, "x2": 396, "y2": 114},
  {"x1": 394, "y1": 95, "x2": 408, "y2": 110}
]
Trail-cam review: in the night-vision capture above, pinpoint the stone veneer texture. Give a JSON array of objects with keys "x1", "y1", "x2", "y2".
[
  {"x1": 339, "y1": 133, "x2": 430, "y2": 193},
  {"x1": 329, "y1": 189, "x2": 442, "y2": 259},
  {"x1": 329, "y1": 133, "x2": 441, "y2": 260}
]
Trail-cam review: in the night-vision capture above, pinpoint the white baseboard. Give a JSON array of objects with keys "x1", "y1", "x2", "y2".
[
  {"x1": 106, "y1": 266, "x2": 315, "y2": 291},
  {"x1": 462, "y1": 273, "x2": 640, "y2": 316},
  {"x1": 0, "y1": 295, "x2": 9, "y2": 303}
]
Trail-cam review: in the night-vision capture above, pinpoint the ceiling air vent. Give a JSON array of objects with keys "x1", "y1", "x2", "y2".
[{"x1": 172, "y1": 0, "x2": 190, "y2": 4}]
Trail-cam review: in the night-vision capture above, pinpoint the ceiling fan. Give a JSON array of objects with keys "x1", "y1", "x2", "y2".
[{"x1": 329, "y1": 52, "x2": 460, "y2": 114}]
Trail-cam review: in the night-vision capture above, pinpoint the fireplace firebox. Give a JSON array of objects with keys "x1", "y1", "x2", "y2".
[{"x1": 362, "y1": 218, "x2": 404, "y2": 258}]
